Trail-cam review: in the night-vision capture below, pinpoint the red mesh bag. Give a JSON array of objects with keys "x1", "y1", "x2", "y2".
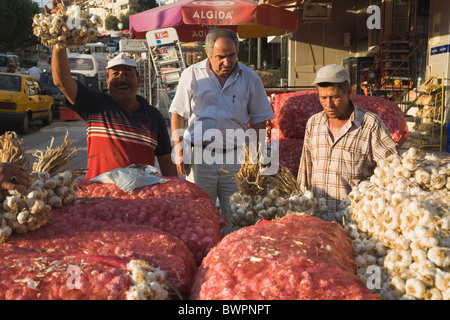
[
  {"x1": 190, "y1": 214, "x2": 382, "y2": 300},
  {"x1": 2, "y1": 224, "x2": 197, "y2": 299},
  {"x1": 270, "y1": 90, "x2": 409, "y2": 147},
  {"x1": 270, "y1": 91, "x2": 321, "y2": 140},
  {"x1": 277, "y1": 138, "x2": 303, "y2": 179},
  {"x1": 350, "y1": 94, "x2": 410, "y2": 146},
  {"x1": 77, "y1": 176, "x2": 225, "y2": 228},
  {"x1": 0, "y1": 245, "x2": 132, "y2": 300},
  {"x1": 48, "y1": 196, "x2": 222, "y2": 263}
]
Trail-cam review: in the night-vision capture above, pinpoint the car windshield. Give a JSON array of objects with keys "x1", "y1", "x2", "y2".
[
  {"x1": 68, "y1": 57, "x2": 94, "y2": 70},
  {"x1": 0, "y1": 74, "x2": 21, "y2": 92}
]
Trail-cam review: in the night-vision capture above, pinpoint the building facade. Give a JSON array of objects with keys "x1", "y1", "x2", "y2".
[{"x1": 90, "y1": 0, "x2": 140, "y2": 33}]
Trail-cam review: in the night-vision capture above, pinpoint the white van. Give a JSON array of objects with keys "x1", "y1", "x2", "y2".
[
  {"x1": 67, "y1": 53, "x2": 108, "y2": 91},
  {"x1": 70, "y1": 43, "x2": 112, "y2": 59}
]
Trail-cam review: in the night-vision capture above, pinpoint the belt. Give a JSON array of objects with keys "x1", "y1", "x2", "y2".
[{"x1": 191, "y1": 143, "x2": 237, "y2": 153}]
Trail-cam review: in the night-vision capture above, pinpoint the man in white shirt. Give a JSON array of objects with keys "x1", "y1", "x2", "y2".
[
  {"x1": 170, "y1": 28, "x2": 274, "y2": 234},
  {"x1": 27, "y1": 63, "x2": 42, "y2": 79}
]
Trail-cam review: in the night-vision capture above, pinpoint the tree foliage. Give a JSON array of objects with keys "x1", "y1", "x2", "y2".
[
  {"x1": 119, "y1": 10, "x2": 137, "y2": 30},
  {"x1": 137, "y1": 0, "x2": 158, "y2": 12},
  {"x1": 105, "y1": 14, "x2": 119, "y2": 31},
  {"x1": 0, "y1": 0, "x2": 40, "y2": 51}
]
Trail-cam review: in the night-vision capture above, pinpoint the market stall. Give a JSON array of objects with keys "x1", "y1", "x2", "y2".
[{"x1": 3, "y1": 0, "x2": 448, "y2": 301}]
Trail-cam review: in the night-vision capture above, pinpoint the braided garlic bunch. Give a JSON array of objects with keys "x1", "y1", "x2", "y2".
[{"x1": 32, "y1": 1, "x2": 101, "y2": 50}]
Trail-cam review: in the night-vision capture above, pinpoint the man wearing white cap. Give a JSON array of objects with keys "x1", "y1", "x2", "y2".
[
  {"x1": 297, "y1": 64, "x2": 398, "y2": 213},
  {"x1": 51, "y1": 48, "x2": 178, "y2": 179}
]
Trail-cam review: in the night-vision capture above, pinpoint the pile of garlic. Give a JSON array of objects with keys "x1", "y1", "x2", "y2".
[
  {"x1": 126, "y1": 260, "x2": 170, "y2": 300},
  {"x1": 337, "y1": 147, "x2": 450, "y2": 300},
  {"x1": 32, "y1": 3, "x2": 100, "y2": 50},
  {"x1": 229, "y1": 188, "x2": 328, "y2": 228},
  {"x1": 0, "y1": 170, "x2": 78, "y2": 242}
]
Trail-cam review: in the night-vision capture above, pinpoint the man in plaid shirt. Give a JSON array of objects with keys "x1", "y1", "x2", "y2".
[{"x1": 297, "y1": 64, "x2": 399, "y2": 213}]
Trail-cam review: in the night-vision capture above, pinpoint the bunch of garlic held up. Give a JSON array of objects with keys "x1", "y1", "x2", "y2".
[
  {"x1": 0, "y1": 132, "x2": 85, "y2": 243},
  {"x1": 32, "y1": 0, "x2": 103, "y2": 50},
  {"x1": 226, "y1": 144, "x2": 328, "y2": 229},
  {"x1": 337, "y1": 147, "x2": 450, "y2": 300},
  {"x1": 126, "y1": 260, "x2": 171, "y2": 300}
]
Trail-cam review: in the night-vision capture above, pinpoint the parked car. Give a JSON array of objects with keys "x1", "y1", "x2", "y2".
[
  {"x1": 39, "y1": 71, "x2": 88, "y2": 115},
  {"x1": 67, "y1": 53, "x2": 108, "y2": 92},
  {"x1": 0, "y1": 72, "x2": 54, "y2": 134}
]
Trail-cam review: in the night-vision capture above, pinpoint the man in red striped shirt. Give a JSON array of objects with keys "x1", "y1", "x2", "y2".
[{"x1": 51, "y1": 49, "x2": 178, "y2": 179}]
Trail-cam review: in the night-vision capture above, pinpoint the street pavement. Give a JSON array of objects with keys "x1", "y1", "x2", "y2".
[{"x1": 19, "y1": 118, "x2": 89, "y2": 172}]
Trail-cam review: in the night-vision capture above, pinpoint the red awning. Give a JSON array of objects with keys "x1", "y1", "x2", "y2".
[{"x1": 129, "y1": 0, "x2": 298, "y2": 42}]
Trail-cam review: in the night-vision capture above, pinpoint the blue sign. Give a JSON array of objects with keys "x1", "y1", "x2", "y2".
[{"x1": 431, "y1": 44, "x2": 450, "y2": 55}]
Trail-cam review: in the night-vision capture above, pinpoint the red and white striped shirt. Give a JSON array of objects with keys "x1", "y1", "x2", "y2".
[{"x1": 68, "y1": 82, "x2": 172, "y2": 179}]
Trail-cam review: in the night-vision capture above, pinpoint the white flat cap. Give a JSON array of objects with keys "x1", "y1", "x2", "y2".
[
  {"x1": 106, "y1": 52, "x2": 137, "y2": 69},
  {"x1": 312, "y1": 64, "x2": 350, "y2": 85}
]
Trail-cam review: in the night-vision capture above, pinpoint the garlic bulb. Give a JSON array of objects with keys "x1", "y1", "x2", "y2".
[
  {"x1": 338, "y1": 148, "x2": 450, "y2": 300},
  {"x1": 0, "y1": 170, "x2": 79, "y2": 242},
  {"x1": 126, "y1": 260, "x2": 170, "y2": 300},
  {"x1": 229, "y1": 187, "x2": 328, "y2": 228}
]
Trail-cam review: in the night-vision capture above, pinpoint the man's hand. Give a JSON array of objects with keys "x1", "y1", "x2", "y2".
[
  {"x1": 0, "y1": 163, "x2": 31, "y2": 194},
  {"x1": 174, "y1": 147, "x2": 189, "y2": 176},
  {"x1": 44, "y1": 0, "x2": 59, "y2": 14}
]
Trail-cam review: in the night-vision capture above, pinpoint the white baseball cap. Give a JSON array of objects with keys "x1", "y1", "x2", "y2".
[
  {"x1": 106, "y1": 53, "x2": 137, "y2": 69},
  {"x1": 312, "y1": 64, "x2": 350, "y2": 85}
]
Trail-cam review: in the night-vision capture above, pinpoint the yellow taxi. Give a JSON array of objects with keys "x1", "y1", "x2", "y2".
[{"x1": 0, "y1": 72, "x2": 54, "y2": 134}]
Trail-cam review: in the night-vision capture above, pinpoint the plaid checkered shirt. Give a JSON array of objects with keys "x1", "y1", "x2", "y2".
[{"x1": 297, "y1": 102, "x2": 399, "y2": 212}]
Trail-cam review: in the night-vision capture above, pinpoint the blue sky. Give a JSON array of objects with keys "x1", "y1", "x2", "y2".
[{"x1": 32, "y1": 0, "x2": 45, "y2": 8}]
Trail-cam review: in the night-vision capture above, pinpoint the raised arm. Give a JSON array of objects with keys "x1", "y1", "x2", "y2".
[
  {"x1": 51, "y1": 47, "x2": 78, "y2": 104},
  {"x1": 45, "y1": 0, "x2": 77, "y2": 104}
]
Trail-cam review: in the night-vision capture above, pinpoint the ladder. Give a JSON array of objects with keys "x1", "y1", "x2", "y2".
[{"x1": 146, "y1": 27, "x2": 186, "y2": 122}]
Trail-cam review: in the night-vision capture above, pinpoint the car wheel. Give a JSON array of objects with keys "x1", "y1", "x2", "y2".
[
  {"x1": 43, "y1": 106, "x2": 53, "y2": 126},
  {"x1": 18, "y1": 115, "x2": 29, "y2": 134}
]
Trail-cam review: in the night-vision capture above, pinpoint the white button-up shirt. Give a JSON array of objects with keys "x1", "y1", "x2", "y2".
[{"x1": 169, "y1": 59, "x2": 274, "y2": 149}]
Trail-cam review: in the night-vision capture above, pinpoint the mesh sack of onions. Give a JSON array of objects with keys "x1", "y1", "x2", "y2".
[
  {"x1": 32, "y1": 0, "x2": 104, "y2": 50},
  {"x1": 190, "y1": 214, "x2": 382, "y2": 300},
  {"x1": 49, "y1": 196, "x2": 222, "y2": 264},
  {"x1": 270, "y1": 91, "x2": 321, "y2": 140},
  {"x1": 1, "y1": 226, "x2": 195, "y2": 300},
  {"x1": 277, "y1": 138, "x2": 303, "y2": 179},
  {"x1": 269, "y1": 91, "x2": 410, "y2": 147},
  {"x1": 336, "y1": 147, "x2": 450, "y2": 300},
  {"x1": 76, "y1": 176, "x2": 225, "y2": 228}
]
